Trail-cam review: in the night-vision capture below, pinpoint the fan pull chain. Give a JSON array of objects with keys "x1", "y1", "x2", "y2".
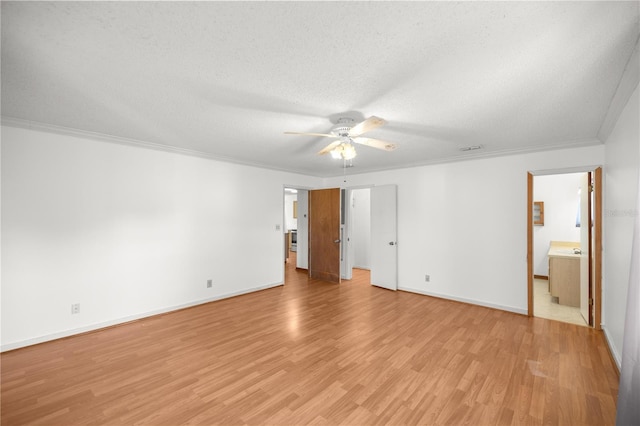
[{"x1": 343, "y1": 158, "x2": 348, "y2": 184}]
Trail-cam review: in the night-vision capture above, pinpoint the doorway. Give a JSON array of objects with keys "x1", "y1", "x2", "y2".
[
  {"x1": 342, "y1": 188, "x2": 372, "y2": 280},
  {"x1": 527, "y1": 168, "x2": 602, "y2": 329},
  {"x1": 341, "y1": 185, "x2": 398, "y2": 290},
  {"x1": 288, "y1": 184, "x2": 397, "y2": 288},
  {"x1": 283, "y1": 187, "x2": 309, "y2": 272}
]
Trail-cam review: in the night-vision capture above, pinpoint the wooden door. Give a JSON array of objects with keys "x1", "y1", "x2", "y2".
[{"x1": 309, "y1": 188, "x2": 341, "y2": 283}]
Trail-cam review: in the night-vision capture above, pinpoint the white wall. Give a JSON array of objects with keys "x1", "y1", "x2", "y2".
[
  {"x1": 351, "y1": 188, "x2": 371, "y2": 269},
  {"x1": 4, "y1": 100, "x2": 635, "y2": 358},
  {"x1": 1, "y1": 125, "x2": 321, "y2": 350},
  {"x1": 533, "y1": 173, "x2": 583, "y2": 276},
  {"x1": 603, "y1": 83, "x2": 640, "y2": 367},
  {"x1": 325, "y1": 145, "x2": 605, "y2": 314}
]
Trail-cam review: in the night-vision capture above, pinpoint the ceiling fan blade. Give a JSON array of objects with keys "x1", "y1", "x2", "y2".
[
  {"x1": 348, "y1": 116, "x2": 387, "y2": 137},
  {"x1": 353, "y1": 137, "x2": 397, "y2": 151},
  {"x1": 284, "y1": 131, "x2": 338, "y2": 138},
  {"x1": 317, "y1": 141, "x2": 342, "y2": 155}
]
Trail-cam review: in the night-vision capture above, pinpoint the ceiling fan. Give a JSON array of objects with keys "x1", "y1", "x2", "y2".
[{"x1": 285, "y1": 116, "x2": 397, "y2": 160}]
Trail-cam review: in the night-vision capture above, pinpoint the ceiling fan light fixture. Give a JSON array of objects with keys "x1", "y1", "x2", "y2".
[
  {"x1": 342, "y1": 143, "x2": 357, "y2": 160},
  {"x1": 330, "y1": 142, "x2": 357, "y2": 160}
]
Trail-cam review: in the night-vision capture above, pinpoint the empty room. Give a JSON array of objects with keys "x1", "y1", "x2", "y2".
[{"x1": 2, "y1": 2, "x2": 639, "y2": 425}]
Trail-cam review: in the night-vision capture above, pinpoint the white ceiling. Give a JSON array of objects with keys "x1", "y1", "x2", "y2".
[{"x1": 2, "y1": 1, "x2": 639, "y2": 177}]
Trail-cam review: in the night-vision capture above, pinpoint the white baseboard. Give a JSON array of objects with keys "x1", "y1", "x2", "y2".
[
  {"x1": 1, "y1": 281, "x2": 283, "y2": 353},
  {"x1": 601, "y1": 325, "x2": 622, "y2": 371},
  {"x1": 398, "y1": 286, "x2": 528, "y2": 316},
  {"x1": 353, "y1": 264, "x2": 371, "y2": 270}
]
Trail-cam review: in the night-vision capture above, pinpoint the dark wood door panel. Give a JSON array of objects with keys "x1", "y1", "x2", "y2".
[{"x1": 309, "y1": 188, "x2": 341, "y2": 283}]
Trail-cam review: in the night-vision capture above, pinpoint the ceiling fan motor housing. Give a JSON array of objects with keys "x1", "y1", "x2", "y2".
[
  {"x1": 332, "y1": 126, "x2": 352, "y2": 137},
  {"x1": 332, "y1": 117, "x2": 356, "y2": 136}
]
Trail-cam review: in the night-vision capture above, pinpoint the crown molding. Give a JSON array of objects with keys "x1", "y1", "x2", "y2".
[
  {"x1": 2, "y1": 116, "x2": 604, "y2": 179},
  {"x1": 0, "y1": 116, "x2": 214, "y2": 157},
  {"x1": 322, "y1": 138, "x2": 603, "y2": 178},
  {"x1": 1, "y1": 116, "x2": 317, "y2": 176}
]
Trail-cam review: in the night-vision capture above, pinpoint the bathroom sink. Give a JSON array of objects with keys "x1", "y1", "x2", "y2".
[{"x1": 556, "y1": 248, "x2": 581, "y2": 254}]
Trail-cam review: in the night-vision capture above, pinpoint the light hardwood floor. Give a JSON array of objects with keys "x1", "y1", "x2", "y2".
[{"x1": 1, "y1": 253, "x2": 619, "y2": 425}]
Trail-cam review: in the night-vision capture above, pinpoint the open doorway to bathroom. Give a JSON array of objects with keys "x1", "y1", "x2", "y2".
[
  {"x1": 533, "y1": 172, "x2": 588, "y2": 326},
  {"x1": 527, "y1": 168, "x2": 602, "y2": 329}
]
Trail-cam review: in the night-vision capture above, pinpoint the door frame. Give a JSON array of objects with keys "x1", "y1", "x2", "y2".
[
  {"x1": 526, "y1": 167, "x2": 602, "y2": 329},
  {"x1": 291, "y1": 182, "x2": 398, "y2": 286},
  {"x1": 282, "y1": 185, "x2": 313, "y2": 278},
  {"x1": 341, "y1": 188, "x2": 353, "y2": 280},
  {"x1": 593, "y1": 167, "x2": 603, "y2": 330},
  {"x1": 341, "y1": 185, "x2": 375, "y2": 280}
]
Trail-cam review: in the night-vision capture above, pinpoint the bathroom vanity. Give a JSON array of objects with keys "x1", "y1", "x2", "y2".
[{"x1": 548, "y1": 241, "x2": 581, "y2": 307}]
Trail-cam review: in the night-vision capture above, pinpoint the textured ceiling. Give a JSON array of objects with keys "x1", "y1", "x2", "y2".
[{"x1": 2, "y1": 1, "x2": 639, "y2": 177}]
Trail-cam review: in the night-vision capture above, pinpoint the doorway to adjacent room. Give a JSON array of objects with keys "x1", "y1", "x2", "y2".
[
  {"x1": 283, "y1": 184, "x2": 398, "y2": 290},
  {"x1": 527, "y1": 167, "x2": 602, "y2": 329}
]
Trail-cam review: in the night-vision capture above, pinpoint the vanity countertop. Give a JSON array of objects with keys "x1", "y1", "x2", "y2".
[{"x1": 547, "y1": 241, "x2": 581, "y2": 259}]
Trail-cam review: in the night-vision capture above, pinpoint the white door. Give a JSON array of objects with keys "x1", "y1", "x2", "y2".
[
  {"x1": 370, "y1": 184, "x2": 398, "y2": 290},
  {"x1": 579, "y1": 173, "x2": 591, "y2": 324},
  {"x1": 341, "y1": 189, "x2": 353, "y2": 280},
  {"x1": 296, "y1": 190, "x2": 309, "y2": 270}
]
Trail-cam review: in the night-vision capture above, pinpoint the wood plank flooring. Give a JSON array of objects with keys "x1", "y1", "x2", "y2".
[{"x1": 1, "y1": 254, "x2": 619, "y2": 425}]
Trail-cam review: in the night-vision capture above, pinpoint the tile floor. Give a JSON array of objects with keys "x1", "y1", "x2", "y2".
[{"x1": 533, "y1": 278, "x2": 588, "y2": 326}]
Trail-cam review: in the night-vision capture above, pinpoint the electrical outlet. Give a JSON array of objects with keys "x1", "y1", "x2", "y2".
[
  {"x1": 425, "y1": 274, "x2": 430, "y2": 282},
  {"x1": 71, "y1": 303, "x2": 80, "y2": 314},
  {"x1": 207, "y1": 279, "x2": 213, "y2": 288}
]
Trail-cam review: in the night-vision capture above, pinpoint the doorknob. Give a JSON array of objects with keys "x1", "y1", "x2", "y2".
[
  {"x1": 389, "y1": 241, "x2": 396, "y2": 246},
  {"x1": 334, "y1": 239, "x2": 341, "y2": 243}
]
